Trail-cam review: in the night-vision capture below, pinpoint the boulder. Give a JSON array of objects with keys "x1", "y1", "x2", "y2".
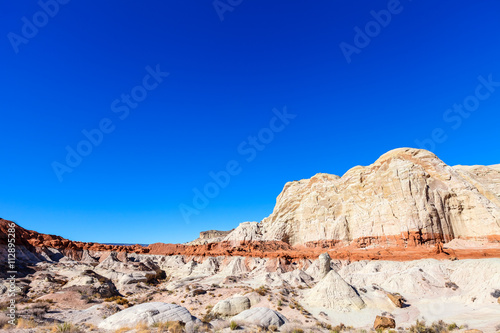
[
  {"x1": 98, "y1": 302, "x2": 199, "y2": 330},
  {"x1": 211, "y1": 295, "x2": 251, "y2": 317},
  {"x1": 387, "y1": 292, "x2": 405, "y2": 308},
  {"x1": 374, "y1": 316, "x2": 396, "y2": 330},
  {"x1": 230, "y1": 307, "x2": 288, "y2": 328}
]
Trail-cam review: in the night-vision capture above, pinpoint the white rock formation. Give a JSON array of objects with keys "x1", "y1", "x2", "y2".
[
  {"x1": 318, "y1": 252, "x2": 332, "y2": 278},
  {"x1": 98, "y1": 302, "x2": 199, "y2": 330},
  {"x1": 211, "y1": 295, "x2": 251, "y2": 317},
  {"x1": 222, "y1": 148, "x2": 500, "y2": 245},
  {"x1": 305, "y1": 269, "x2": 366, "y2": 312},
  {"x1": 230, "y1": 307, "x2": 288, "y2": 327}
]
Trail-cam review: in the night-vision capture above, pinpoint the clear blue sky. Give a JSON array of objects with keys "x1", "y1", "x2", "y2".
[{"x1": 1, "y1": 1, "x2": 499, "y2": 244}]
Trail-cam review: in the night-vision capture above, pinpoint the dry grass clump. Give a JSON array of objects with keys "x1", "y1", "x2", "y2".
[
  {"x1": 315, "y1": 321, "x2": 352, "y2": 332},
  {"x1": 254, "y1": 285, "x2": 269, "y2": 296},
  {"x1": 280, "y1": 324, "x2": 307, "y2": 333},
  {"x1": 104, "y1": 296, "x2": 129, "y2": 306},
  {"x1": 268, "y1": 324, "x2": 278, "y2": 331},
  {"x1": 16, "y1": 318, "x2": 37, "y2": 329},
  {"x1": 50, "y1": 322, "x2": 83, "y2": 333},
  {"x1": 151, "y1": 321, "x2": 185, "y2": 333},
  {"x1": 134, "y1": 322, "x2": 150, "y2": 333}
]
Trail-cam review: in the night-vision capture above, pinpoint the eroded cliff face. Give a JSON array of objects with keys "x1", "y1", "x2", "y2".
[{"x1": 226, "y1": 148, "x2": 500, "y2": 246}]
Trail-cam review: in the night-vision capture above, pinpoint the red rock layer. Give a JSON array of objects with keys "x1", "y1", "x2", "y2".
[{"x1": 1, "y1": 219, "x2": 499, "y2": 262}]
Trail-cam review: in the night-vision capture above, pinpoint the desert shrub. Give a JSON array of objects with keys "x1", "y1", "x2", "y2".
[
  {"x1": 104, "y1": 296, "x2": 129, "y2": 306},
  {"x1": 114, "y1": 327, "x2": 132, "y2": 333},
  {"x1": 409, "y1": 320, "x2": 432, "y2": 333},
  {"x1": 254, "y1": 286, "x2": 268, "y2": 296},
  {"x1": 491, "y1": 289, "x2": 500, "y2": 298},
  {"x1": 409, "y1": 319, "x2": 456, "y2": 333},
  {"x1": 201, "y1": 311, "x2": 219, "y2": 323},
  {"x1": 230, "y1": 320, "x2": 239, "y2": 330},
  {"x1": 52, "y1": 322, "x2": 83, "y2": 333},
  {"x1": 430, "y1": 320, "x2": 447, "y2": 332},
  {"x1": 116, "y1": 298, "x2": 129, "y2": 306},
  {"x1": 185, "y1": 322, "x2": 211, "y2": 333}
]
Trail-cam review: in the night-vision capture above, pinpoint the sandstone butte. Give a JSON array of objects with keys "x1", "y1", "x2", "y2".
[{"x1": 2, "y1": 148, "x2": 499, "y2": 262}]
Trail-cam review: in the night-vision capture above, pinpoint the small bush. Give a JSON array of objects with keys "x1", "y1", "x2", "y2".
[
  {"x1": 104, "y1": 296, "x2": 129, "y2": 306},
  {"x1": 409, "y1": 320, "x2": 432, "y2": 333},
  {"x1": 52, "y1": 322, "x2": 82, "y2": 333},
  {"x1": 491, "y1": 289, "x2": 500, "y2": 298},
  {"x1": 230, "y1": 320, "x2": 239, "y2": 330},
  {"x1": 254, "y1": 286, "x2": 268, "y2": 296}
]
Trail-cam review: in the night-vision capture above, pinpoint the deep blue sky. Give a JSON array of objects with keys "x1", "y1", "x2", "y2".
[{"x1": 1, "y1": 1, "x2": 499, "y2": 244}]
